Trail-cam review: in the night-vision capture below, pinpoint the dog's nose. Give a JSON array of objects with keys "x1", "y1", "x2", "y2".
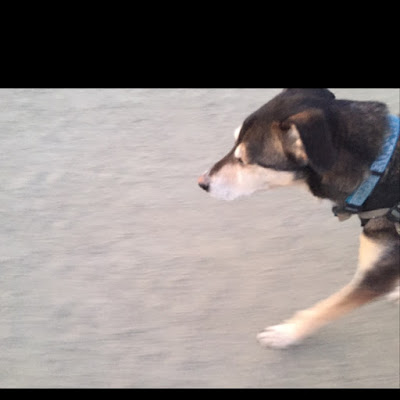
[{"x1": 198, "y1": 173, "x2": 210, "y2": 192}]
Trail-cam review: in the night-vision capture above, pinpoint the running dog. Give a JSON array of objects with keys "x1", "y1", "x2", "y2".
[{"x1": 198, "y1": 89, "x2": 400, "y2": 349}]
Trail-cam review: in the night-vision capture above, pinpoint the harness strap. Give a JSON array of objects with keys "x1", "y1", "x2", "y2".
[
  {"x1": 334, "y1": 203, "x2": 400, "y2": 235},
  {"x1": 344, "y1": 114, "x2": 400, "y2": 212},
  {"x1": 387, "y1": 202, "x2": 400, "y2": 235},
  {"x1": 333, "y1": 207, "x2": 389, "y2": 222},
  {"x1": 332, "y1": 114, "x2": 400, "y2": 235}
]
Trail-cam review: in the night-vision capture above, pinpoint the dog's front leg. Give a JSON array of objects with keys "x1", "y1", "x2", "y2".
[
  {"x1": 257, "y1": 283, "x2": 379, "y2": 349},
  {"x1": 257, "y1": 231, "x2": 399, "y2": 349}
]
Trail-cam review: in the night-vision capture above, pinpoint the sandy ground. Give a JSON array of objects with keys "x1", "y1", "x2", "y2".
[{"x1": 0, "y1": 89, "x2": 399, "y2": 388}]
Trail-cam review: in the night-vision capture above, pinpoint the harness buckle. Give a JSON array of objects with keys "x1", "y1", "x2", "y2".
[
  {"x1": 386, "y1": 202, "x2": 400, "y2": 223},
  {"x1": 332, "y1": 206, "x2": 352, "y2": 221}
]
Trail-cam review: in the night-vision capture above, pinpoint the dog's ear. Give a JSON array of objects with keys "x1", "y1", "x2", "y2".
[
  {"x1": 282, "y1": 88, "x2": 336, "y2": 101},
  {"x1": 280, "y1": 108, "x2": 337, "y2": 173}
]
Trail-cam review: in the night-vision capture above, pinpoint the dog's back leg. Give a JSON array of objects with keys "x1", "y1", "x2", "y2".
[{"x1": 257, "y1": 227, "x2": 399, "y2": 349}]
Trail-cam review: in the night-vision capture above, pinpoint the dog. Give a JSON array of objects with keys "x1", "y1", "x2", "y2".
[{"x1": 198, "y1": 89, "x2": 400, "y2": 349}]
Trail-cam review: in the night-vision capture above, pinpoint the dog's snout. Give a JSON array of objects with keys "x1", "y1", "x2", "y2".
[{"x1": 198, "y1": 173, "x2": 210, "y2": 192}]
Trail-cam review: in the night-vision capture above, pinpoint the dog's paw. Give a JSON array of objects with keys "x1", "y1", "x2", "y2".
[
  {"x1": 256, "y1": 323, "x2": 302, "y2": 349},
  {"x1": 386, "y1": 285, "x2": 399, "y2": 304}
]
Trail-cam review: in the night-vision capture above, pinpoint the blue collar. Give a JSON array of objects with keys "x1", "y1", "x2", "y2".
[{"x1": 344, "y1": 114, "x2": 400, "y2": 213}]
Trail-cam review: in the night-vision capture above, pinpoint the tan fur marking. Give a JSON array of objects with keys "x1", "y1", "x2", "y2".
[
  {"x1": 258, "y1": 283, "x2": 379, "y2": 348},
  {"x1": 358, "y1": 233, "x2": 385, "y2": 273},
  {"x1": 287, "y1": 124, "x2": 308, "y2": 163},
  {"x1": 234, "y1": 144, "x2": 243, "y2": 159},
  {"x1": 234, "y1": 142, "x2": 251, "y2": 164},
  {"x1": 288, "y1": 284, "x2": 377, "y2": 338},
  {"x1": 289, "y1": 110, "x2": 312, "y2": 124},
  {"x1": 289, "y1": 234, "x2": 386, "y2": 338},
  {"x1": 234, "y1": 125, "x2": 242, "y2": 141},
  {"x1": 259, "y1": 234, "x2": 387, "y2": 348},
  {"x1": 207, "y1": 161, "x2": 297, "y2": 201}
]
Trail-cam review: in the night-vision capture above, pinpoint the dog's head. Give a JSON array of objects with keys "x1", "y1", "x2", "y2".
[{"x1": 198, "y1": 89, "x2": 338, "y2": 201}]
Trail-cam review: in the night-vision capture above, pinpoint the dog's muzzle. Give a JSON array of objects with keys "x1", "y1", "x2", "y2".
[{"x1": 198, "y1": 172, "x2": 210, "y2": 192}]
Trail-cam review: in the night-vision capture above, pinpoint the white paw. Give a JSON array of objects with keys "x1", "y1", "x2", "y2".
[
  {"x1": 386, "y1": 286, "x2": 399, "y2": 304},
  {"x1": 257, "y1": 323, "x2": 302, "y2": 349}
]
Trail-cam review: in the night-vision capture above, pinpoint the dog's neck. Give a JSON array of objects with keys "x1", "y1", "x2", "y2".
[
  {"x1": 302, "y1": 103, "x2": 386, "y2": 203},
  {"x1": 303, "y1": 165, "x2": 367, "y2": 207},
  {"x1": 303, "y1": 111, "x2": 399, "y2": 211}
]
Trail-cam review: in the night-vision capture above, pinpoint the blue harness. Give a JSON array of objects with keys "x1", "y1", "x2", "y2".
[{"x1": 344, "y1": 114, "x2": 400, "y2": 213}]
